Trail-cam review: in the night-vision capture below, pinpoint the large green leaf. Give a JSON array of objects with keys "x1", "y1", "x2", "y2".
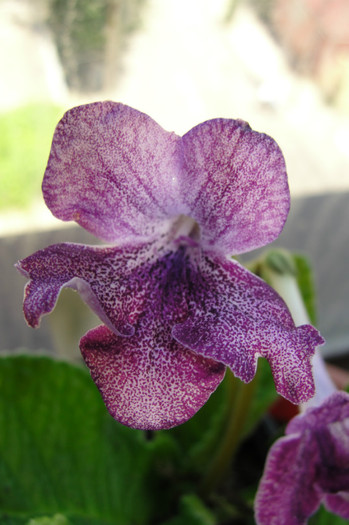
[{"x1": 0, "y1": 355, "x2": 167, "y2": 524}]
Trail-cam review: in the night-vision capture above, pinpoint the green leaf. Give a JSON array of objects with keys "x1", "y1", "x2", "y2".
[
  {"x1": 160, "y1": 371, "x2": 232, "y2": 474},
  {"x1": 157, "y1": 357, "x2": 277, "y2": 480},
  {"x1": 292, "y1": 254, "x2": 317, "y2": 325},
  {"x1": 159, "y1": 494, "x2": 217, "y2": 525},
  {"x1": 27, "y1": 515, "x2": 71, "y2": 525},
  {"x1": 0, "y1": 355, "x2": 167, "y2": 524},
  {"x1": 241, "y1": 358, "x2": 277, "y2": 439},
  {"x1": 309, "y1": 505, "x2": 349, "y2": 525}
]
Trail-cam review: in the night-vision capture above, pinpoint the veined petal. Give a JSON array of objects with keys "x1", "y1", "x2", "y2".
[
  {"x1": 172, "y1": 254, "x2": 324, "y2": 404},
  {"x1": 181, "y1": 118, "x2": 290, "y2": 254},
  {"x1": 42, "y1": 102, "x2": 185, "y2": 243},
  {"x1": 80, "y1": 324, "x2": 224, "y2": 430},
  {"x1": 43, "y1": 103, "x2": 289, "y2": 254},
  {"x1": 289, "y1": 393, "x2": 349, "y2": 520}
]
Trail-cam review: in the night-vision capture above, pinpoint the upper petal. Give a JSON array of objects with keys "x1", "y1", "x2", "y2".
[
  {"x1": 181, "y1": 118, "x2": 290, "y2": 254},
  {"x1": 172, "y1": 254, "x2": 324, "y2": 404},
  {"x1": 287, "y1": 391, "x2": 349, "y2": 435},
  {"x1": 42, "y1": 102, "x2": 184, "y2": 243},
  {"x1": 80, "y1": 324, "x2": 224, "y2": 430},
  {"x1": 43, "y1": 103, "x2": 289, "y2": 254}
]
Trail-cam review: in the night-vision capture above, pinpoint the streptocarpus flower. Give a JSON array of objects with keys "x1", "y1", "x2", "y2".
[
  {"x1": 16, "y1": 102, "x2": 324, "y2": 430},
  {"x1": 255, "y1": 389, "x2": 349, "y2": 525}
]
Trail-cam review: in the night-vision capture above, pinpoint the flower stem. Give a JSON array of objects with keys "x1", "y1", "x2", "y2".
[{"x1": 200, "y1": 369, "x2": 256, "y2": 497}]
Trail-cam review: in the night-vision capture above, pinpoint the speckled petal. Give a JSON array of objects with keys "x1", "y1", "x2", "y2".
[
  {"x1": 42, "y1": 102, "x2": 185, "y2": 243},
  {"x1": 16, "y1": 237, "x2": 204, "y2": 338},
  {"x1": 181, "y1": 118, "x2": 290, "y2": 254},
  {"x1": 255, "y1": 392, "x2": 349, "y2": 524},
  {"x1": 254, "y1": 433, "x2": 320, "y2": 525},
  {"x1": 290, "y1": 392, "x2": 349, "y2": 520},
  {"x1": 16, "y1": 238, "x2": 226, "y2": 429},
  {"x1": 15, "y1": 242, "x2": 144, "y2": 336},
  {"x1": 172, "y1": 254, "x2": 324, "y2": 404},
  {"x1": 80, "y1": 324, "x2": 225, "y2": 430}
]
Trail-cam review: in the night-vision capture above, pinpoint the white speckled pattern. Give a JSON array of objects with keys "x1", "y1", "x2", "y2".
[
  {"x1": 80, "y1": 325, "x2": 224, "y2": 430},
  {"x1": 172, "y1": 253, "x2": 324, "y2": 404}
]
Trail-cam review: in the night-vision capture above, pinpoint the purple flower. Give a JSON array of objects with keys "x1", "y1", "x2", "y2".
[
  {"x1": 255, "y1": 391, "x2": 349, "y2": 525},
  {"x1": 254, "y1": 254, "x2": 348, "y2": 525},
  {"x1": 16, "y1": 102, "x2": 323, "y2": 430}
]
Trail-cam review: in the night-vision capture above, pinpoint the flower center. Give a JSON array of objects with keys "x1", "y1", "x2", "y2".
[{"x1": 171, "y1": 215, "x2": 201, "y2": 245}]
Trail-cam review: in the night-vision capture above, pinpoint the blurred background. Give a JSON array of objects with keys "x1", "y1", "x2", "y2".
[{"x1": 1, "y1": 0, "x2": 348, "y2": 365}]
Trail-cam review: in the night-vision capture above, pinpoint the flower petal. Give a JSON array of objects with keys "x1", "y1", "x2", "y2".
[
  {"x1": 181, "y1": 118, "x2": 290, "y2": 254},
  {"x1": 289, "y1": 392, "x2": 349, "y2": 520},
  {"x1": 16, "y1": 237, "x2": 200, "y2": 337},
  {"x1": 80, "y1": 324, "x2": 225, "y2": 430},
  {"x1": 43, "y1": 103, "x2": 289, "y2": 254},
  {"x1": 172, "y1": 254, "x2": 324, "y2": 404},
  {"x1": 323, "y1": 493, "x2": 349, "y2": 521},
  {"x1": 42, "y1": 102, "x2": 184, "y2": 243},
  {"x1": 16, "y1": 242, "x2": 140, "y2": 336},
  {"x1": 16, "y1": 238, "x2": 226, "y2": 429},
  {"x1": 254, "y1": 432, "x2": 320, "y2": 525},
  {"x1": 287, "y1": 391, "x2": 349, "y2": 434},
  {"x1": 256, "y1": 392, "x2": 349, "y2": 524}
]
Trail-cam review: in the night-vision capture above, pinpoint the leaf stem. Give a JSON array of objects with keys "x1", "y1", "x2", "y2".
[{"x1": 200, "y1": 369, "x2": 255, "y2": 497}]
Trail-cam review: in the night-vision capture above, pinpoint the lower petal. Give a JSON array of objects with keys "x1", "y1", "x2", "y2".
[
  {"x1": 173, "y1": 254, "x2": 324, "y2": 404},
  {"x1": 80, "y1": 324, "x2": 225, "y2": 430}
]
